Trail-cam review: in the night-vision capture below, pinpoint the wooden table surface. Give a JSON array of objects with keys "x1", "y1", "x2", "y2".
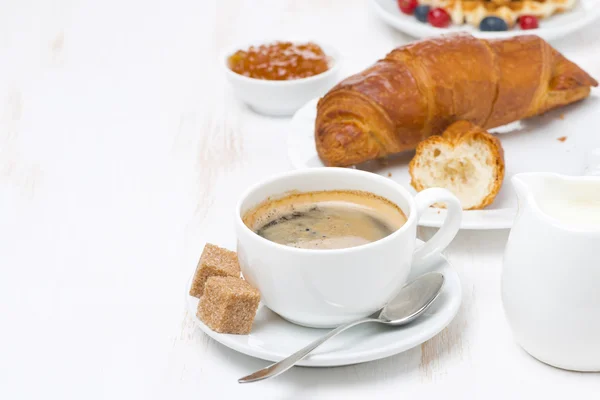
[{"x1": 1, "y1": 1, "x2": 599, "y2": 398}]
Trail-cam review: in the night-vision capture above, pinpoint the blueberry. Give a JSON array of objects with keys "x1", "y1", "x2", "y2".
[
  {"x1": 414, "y1": 5, "x2": 430, "y2": 23},
  {"x1": 479, "y1": 16, "x2": 508, "y2": 32}
]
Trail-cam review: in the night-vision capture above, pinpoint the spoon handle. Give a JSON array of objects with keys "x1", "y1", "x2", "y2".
[{"x1": 238, "y1": 317, "x2": 378, "y2": 383}]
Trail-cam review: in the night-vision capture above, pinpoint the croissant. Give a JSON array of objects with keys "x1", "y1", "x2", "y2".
[
  {"x1": 409, "y1": 120, "x2": 505, "y2": 210},
  {"x1": 315, "y1": 34, "x2": 598, "y2": 167}
]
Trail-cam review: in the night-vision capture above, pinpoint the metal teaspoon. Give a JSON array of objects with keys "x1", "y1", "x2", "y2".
[{"x1": 238, "y1": 272, "x2": 445, "y2": 383}]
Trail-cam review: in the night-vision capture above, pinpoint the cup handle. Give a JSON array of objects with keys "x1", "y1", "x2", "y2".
[{"x1": 412, "y1": 188, "x2": 462, "y2": 274}]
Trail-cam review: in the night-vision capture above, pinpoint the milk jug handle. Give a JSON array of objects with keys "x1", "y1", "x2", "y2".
[{"x1": 412, "y1": 189, "x2": 462, "y2": 273}]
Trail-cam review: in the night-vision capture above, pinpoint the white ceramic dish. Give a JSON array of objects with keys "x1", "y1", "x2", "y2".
[
  {"x1": 187, "y1": 242, "x2": 461, "y2": 367},
  {"x1": 502, "y1": 173, "x2": 600, "y2": 372},
  {"x1": 235, "y1": 167, "x2": 461, "y2": 328},
  {"x1": 221, "y1": 40, "x2": 341, "y2": 116},
  {"x1": 369, "y1": 0, "x2": 600, "y2": 41},
  {"x1": 288, "y1": 95, "x2": 600, "y2": 229}
]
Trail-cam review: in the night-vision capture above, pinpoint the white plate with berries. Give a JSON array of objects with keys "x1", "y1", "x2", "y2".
[{"x1": 370, "y1": 0, "x2": 600, "y2": 41}]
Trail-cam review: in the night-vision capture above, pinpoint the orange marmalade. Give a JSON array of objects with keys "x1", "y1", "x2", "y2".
[{"x1": 227, "y1": 42, "x2": 330, "y2": 81}]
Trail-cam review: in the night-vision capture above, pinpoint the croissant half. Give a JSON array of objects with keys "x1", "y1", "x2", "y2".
[{"x1": 315, "y1": 34, "x2": 598, "y2": 167}]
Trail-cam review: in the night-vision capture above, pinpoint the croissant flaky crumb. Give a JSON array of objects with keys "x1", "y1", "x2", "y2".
[
  {"x1": 409, "y1": 121, "x2": 505, "y2": 210},
  {"x1": 189, "y1": 244, "x2": 240, "y2": 298}
]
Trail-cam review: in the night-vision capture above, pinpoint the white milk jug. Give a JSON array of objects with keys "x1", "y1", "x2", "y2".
[{"x1": 502, "y1": 172, "x2": 600, "y2": 371}]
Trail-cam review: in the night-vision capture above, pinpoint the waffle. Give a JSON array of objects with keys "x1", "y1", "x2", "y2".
[{"x1": 419, "y1": 0, "x2": 577, "y2": 26}]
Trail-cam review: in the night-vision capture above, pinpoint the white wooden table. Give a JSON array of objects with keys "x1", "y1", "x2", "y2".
[{"x1": 1, "y1": 1, "x2": 599, "y2": 398}]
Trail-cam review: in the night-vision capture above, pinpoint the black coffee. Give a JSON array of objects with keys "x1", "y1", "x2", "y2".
[{"x1": 243, "y1": 190, "x2": 407, "y2": 250}]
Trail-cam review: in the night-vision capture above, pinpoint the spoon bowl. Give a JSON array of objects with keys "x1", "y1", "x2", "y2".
[{"x1": 378, "y1": 272, "x2": 445, "y2": 325}]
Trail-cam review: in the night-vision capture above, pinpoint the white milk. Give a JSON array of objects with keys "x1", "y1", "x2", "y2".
[
  {"x1": 536, "y1": 177, "x2": 600, "y2": 227},
  {"x1": 542, "y1": 199, "x2": 600, "y2": 226}
]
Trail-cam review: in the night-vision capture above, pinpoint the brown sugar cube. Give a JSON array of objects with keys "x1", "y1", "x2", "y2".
[
  {"x1": 189, "y1": 243, "x2": 240, "y2": 298},
  {"x1": 198, "y1": 276, "x2": 260, "y2": 335}
]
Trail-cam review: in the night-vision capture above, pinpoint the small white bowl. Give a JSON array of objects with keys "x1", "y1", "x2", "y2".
[{"x1": 221, "y1": 40, "x2": 341, "y2": 117}]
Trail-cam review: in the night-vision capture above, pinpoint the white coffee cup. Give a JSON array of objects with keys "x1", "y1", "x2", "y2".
[{"x1": 235, "y1": 168, "x2": 462, "y2": 328}]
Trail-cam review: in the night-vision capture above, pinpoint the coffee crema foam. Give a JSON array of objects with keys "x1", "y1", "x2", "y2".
[{"x1": 242, "y1": 190, "x2": 407, "y2": 250}]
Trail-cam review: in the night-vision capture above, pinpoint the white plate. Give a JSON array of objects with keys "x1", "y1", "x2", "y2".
[
  {"x1": 288, "y1": 96, "x2": 600, "y2": 229},
  {"x1": 187, "y1": 246, "x2": 461, "y2": 367},
  {"x1": 370, "y1": 0, "x2": 600, "y2": 41}
]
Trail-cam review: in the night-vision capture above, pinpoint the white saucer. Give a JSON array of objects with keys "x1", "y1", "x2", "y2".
[
  {"x1": 186, "y1": 245, "x2": 461, "y2": 367},
  {"x1": 369, "y1": 0, "x2": 600, "y2": 41},
  {"x1": 288, "y1": 96, "x2": 600, "y2": 229}
]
